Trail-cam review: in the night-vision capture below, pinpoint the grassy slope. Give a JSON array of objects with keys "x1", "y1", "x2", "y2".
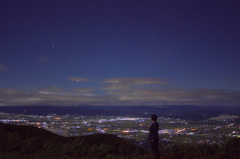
[
  {"x1": 0, "y1": 122, "x2": 147, "y2": 159},
  {"x1": 1, "y1": 122, "x2": 240, "y2": 159}
]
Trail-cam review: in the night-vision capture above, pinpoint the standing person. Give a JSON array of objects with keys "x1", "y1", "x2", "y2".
[{"x1": 148, "y1": 114, "x2": 160, "y2": 159}]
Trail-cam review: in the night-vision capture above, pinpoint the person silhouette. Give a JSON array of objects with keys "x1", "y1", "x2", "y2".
[{"x1": 148, "y1": 114, "x2": 160, "y2": 159}]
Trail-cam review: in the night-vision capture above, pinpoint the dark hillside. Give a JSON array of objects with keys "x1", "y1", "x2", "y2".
[
  {"x1": 0, "y1": 122, "x2": 146, "y2": 159},
  {"x1": 0, "y1": 122, "x2": 240, "y2": 159},
  {"x1": 0, "y1": 122, "x2": 58, "y2": 139}
]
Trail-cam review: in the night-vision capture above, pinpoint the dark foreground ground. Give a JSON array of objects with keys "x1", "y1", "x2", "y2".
[{"x1": 1, "y1": 122, "x2": 240, "y2": 159}]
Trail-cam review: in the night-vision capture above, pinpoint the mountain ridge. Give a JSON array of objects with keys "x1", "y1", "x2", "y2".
[{"x1": 1, "y1": 105, "x2": 240, "y2": 121}]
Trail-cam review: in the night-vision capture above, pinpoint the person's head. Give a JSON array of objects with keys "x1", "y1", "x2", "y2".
[{"x1": 151, "y1": 114, "x2": 157, "y2": 121}]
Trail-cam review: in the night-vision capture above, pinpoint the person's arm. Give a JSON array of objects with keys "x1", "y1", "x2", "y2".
[{"x1": 152, "y1": 123, "x2": 158, "y2": 142}]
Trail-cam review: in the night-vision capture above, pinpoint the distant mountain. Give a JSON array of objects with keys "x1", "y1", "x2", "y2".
[{"x1": 1, "y1": 105, "x2": 240, "y2": 121}]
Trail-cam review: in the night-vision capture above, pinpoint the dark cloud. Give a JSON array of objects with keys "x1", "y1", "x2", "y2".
[
  {"x1": 73, "y1": 88, "x2": 93, "y2": 93},
  {"x1": 37, "y1": 56, "x2": 48, "y2": 63},
  {"x1": 0, "y1": 64, "x2": 7, "y2": 72},
  {"x1": 0, "y1": 86, "x2": 239, "y2": 106},
  {"x1": 41, "y1": 86, "x2": 63, "y2": 91},
  {"x1": 68, "y1": 77, "x2": 92, "y2": 82}
]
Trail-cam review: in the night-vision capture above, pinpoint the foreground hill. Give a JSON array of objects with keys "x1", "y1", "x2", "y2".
[
  {"x1": 0, "y1": 122, "x2": 240, "y2": 159},
  {"x1": 0, "y1": 122, "x2": 146, "y2": 159}
]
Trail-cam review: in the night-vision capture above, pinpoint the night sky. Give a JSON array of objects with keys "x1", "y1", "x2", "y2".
[{"x1": 0, "y1": 0, "x2": 240, "y2": 106}]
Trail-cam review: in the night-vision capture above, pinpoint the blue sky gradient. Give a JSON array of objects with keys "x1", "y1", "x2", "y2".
[{"x1": 0, "y1": 0, "x2": 240, "y2": 106}]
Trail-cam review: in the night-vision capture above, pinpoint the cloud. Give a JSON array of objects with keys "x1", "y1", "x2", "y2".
[
  {"x1": 41, "y1": 86, "x2": 63, "y2": 92},
  {"x1": 73, "y1": 88, "x2": 93, "y2": 93},
  {"x1": 114, "y1": 88, "x2": 240, "y2": 106},
  {"x1": 0, "y1": 87, "x2": 240, "y2": 106},
  {"x1": 102, "y1": 77, "x2": 240, "y2": 106},
  {"x1": 103, "y1": 77, "x2": 167, "y2": 85},
  {"x1": 0, "y1": 78, "x2": 240, "y2": 106},
  {"x1": 68, "y1": 77, "x2": 92, "y2": 82},
  {"x1": 0, "y1": 88, "x2": 105, "y2": 106},
  {"x1": 102, "y1": 77, "x2": 168, "y2": 91},
  {"x1": 0, "y1": 64, "x2": 7, "y2": 72},
  {"x1": 37, "y1": 56, "x2": 48, "y2": 63},
  {"x1": 0, "y1": 88, "x2": 24, "y2": 95},
  {"x1": 102, "y1": 78, "x2": 239, "y2": 106}
]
